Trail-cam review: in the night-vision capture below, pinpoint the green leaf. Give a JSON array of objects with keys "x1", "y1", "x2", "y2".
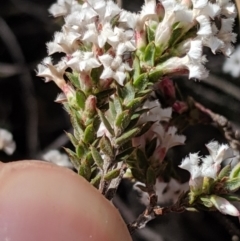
[
  {"x1": 66, "y1": 71, "x2": 80, "y2": 88},
  {"x1": 133, "y1": 73, "x2": 148, "y2": 91},
  {"x1": 83, "y1": 124, "x2": 95, "y2": 144},
  {"x1": 148, "y1": 68, "x2": 163, "y2": 83},
  {"x1": 223, "y1": 177, "x2": 240, "y2": 192},
  {"x1": 115, "y1": 127, "x2": 140, "y2": 146},
  {"x1": 90, "y1": 66, "x2": 103, "y2": 84},
  {"x1": 131, "y1": 168, "x2": 146, "y2": 183},
  {"x1": 100, "y1": 135, "x2": 114, "y2": 158},
  {"x1": 147, "y1": 25, "x2": 155, "y2": 43},
  {"x1": 133, "y1": 56, "x2": 141, "y2": 82},
  {"x1": 109, "y1": 101, "x2": 117, "y2": 120},
  {"x1": 121, "y1": 82, "x2": 135, "y2": 104},
  {"x1": 146, "y1": 166, "x2": 156, "y2": 186},
  {"x1": 220, "y1": 195, "x2": 240, "y2": 202},
  {"x1": 125, "y1": 97, "x2": 144, "y2": 112},
  {"x1": 104, "y1": 168, "x2": 120, "y2": 181},
  {"x1": 96, "y1": 88, "x2": 116, "y2": 100},
  {"x1": 136, "y1": 149, "x2": 149, "y2": 169},
  {"x1": 114, "y1": 110, "x2": 132, "y2": 136},
  {"x1": 78, "y1": 162, "x2": 91, "y2": 181},
  {"x1": 200, "y1": 196, "x2": 213, "y2": 208},
  {"x1": 90, "y1": 174, "x2": 101, "y2": 188},
  {"x1": 113, "y1": 97, "x2": 123, "y2": 115},
  {"x1": 143, "y1": 42, "x2": 156, "y2": 67},
  {"x1": 70, "y1": 111, "x2": 84, "y2": 139},
  {"x1": 230, "y1": 162, "x2": 240, "y2": 178},
  {"x1": 115, "y1": 147, "x2": 135, "y2": 162},
  {"x1": 63, "y1": 147, "x2": 80, "y2": 169},
  {"x1": 135, "y1": 122, "x2": 153, "y2": 137},
  {"x1": 218, "y1": 164, "x2": 231, "y2": 180},
  {"x1": 65, "y1": 132, "x2": 78, "y2": 147},
  {"x1": 90, "y1": 146, "x2": 104, "y2": 169},
  {"x1": 75, "y1": 90, "x2": 86, "y2": 110},
  {"x1": 168, "y1": 27, "x2": 183, "y2": 47},
  {"x1": 76, "y1": 143, "x2": 87, "y2": 159},
  {"x1": 97, "y1": 109, "x2": 114, "y2": 136},
  {"x1": 145, "y1": 137, "x2": 157, "y2": 158}
]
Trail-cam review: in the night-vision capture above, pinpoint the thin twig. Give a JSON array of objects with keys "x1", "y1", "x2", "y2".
[
  {"x1": 193, "y1": 98, "x2": 240, "y2": 151},
  {"x1": 0, "y1": 17, "x2": 39, "y2": 157}
]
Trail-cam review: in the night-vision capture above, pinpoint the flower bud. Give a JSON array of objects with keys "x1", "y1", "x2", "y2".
[
  {"x1": 84, "y1": 95, "x2": 97, "y2": 118},
  {"x1": 158, "y1": 78, "x2": 176, "y2": 103}
]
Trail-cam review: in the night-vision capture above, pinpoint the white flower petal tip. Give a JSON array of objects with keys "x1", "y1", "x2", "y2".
[
  {"x1": 0, "y1": 129, "x2": 16, "y2": 155},
  {"x1": 210, "y1": 195, "x2": 240, "y2": 216}
]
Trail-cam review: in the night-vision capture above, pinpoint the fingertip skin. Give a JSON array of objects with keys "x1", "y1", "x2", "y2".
[{"x1": 0, "y1": 161, "x2": 132, "y2": 241}]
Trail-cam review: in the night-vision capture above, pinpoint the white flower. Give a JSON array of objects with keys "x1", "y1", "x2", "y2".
[
  {"x1": 43, "y1": 150, "x2": 73, "y2": 168},
  {"x1": 67, "y1": 51, "x2": 101, "y2": 72},
  {"x1": 0, "y1": 129, "x2": 16, "y2": 155},
  {"x1": 99, "y1": 54, "x2": 131, "y2": 85},
  {"x1": 179, "y1": 153, "x2": 202, "y2": 179},
  {"x1": 37, "y1": 57, "x2": 67, "y2": 89},
  {"x1": 179, "y1": 141, "x2": 234, "y2": 179},
  {"x1": 47, "y1": 28, "x2": 81, "y2": 55}
]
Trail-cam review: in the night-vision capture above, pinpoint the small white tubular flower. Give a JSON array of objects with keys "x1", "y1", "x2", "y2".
[
  {"x1": 210, "y1": 195, "x2": 240, "y2": 216},
  {"x1": 37, "y1": 57, "x2": 67, "y2": 89},
  {"x1": 47, "y1": 29, "x2": 81, "y2": 55},
  {"x1": 107, "y1": 27, "x2": 135, "y2": 52},
  {"x1": 223, "y1": 45, "x2": 240, "y2": 77},
  {"x1": 119, "y1": 11, "x2": 138, "y2": 29},
  {"x1": 137, "y1": 99, "x2": 172, "y2": 125},
  {"x1": 43, "y1": 150, "x2": 73, "y2": 168},
  {"x1": 196, "y1": 15, "x2": 212, "y2": 36},
  {"x1": 180, "y1": 141, "x2": 234, "y2": 180},
  {"x1": 179, "y1": 153, "x2": 202, "y2": 179},
  {"x1": 99, "y1": 54, "x2": 130, "y2": 85},
  {"x1": 0, "y1": 129, "x2": 16, "y2": 155},
  {"x1": 205, "y1": 141, "x2": 233, "y2": 162},
  {"x1": 67, "y1": 51, "x2": 101, "y2": 72}
]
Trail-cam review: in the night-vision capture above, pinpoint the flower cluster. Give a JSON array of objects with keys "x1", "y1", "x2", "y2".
[
  {"x1": 37, "y1": 0, "x2": 238, "y2": 222},
  {"x1": 179, "y1": 141, "x2": 240, "y2": 217}
]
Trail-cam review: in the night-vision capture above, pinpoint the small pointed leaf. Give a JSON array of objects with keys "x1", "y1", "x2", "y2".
[
  {"x1": 218, "y1": 164, "x2": 231, "y2": 180},
  {"x1": 143, "y1": 42, "x2": 156, "y2": 67},
  {"x1": 97, "y1": 109, "x2": 114, "y2": 136},
  {"x1": 104, "y1": 168, "x2": 120, "y2": 181},
  {"x1": 114, "y1": 110, "x2": 132, "y2": 136},
  {"x1": 83, "y1": 124, "x2": 95, "y2": 144},
  {"x1": 100, "y1": 135, "x2": 114, "y2": 158},
  {"x1": 115, "y1": 147, "x2": 135, "y2": 162},
  {"x1": 146, "y1": 166, "x2": 156, "y2": 186},
  {"x1": 90, "y1": 146, "x2": 104, "y2": 169},
  {"x1": 115, "y1": 127, "x2": 140, "y2": 146},
  {"x1": 230, "y1": 162, "x2": 240, "y2": 178},
  {"x1": 76, "y1": 90, "x2": 86, "y2": 109},
  {"x1": 78, "y1": 162, "x2": 91, "y2": 181},
  {"x1": 223, "y1": 177, "x2": 240, "y2": 192}
]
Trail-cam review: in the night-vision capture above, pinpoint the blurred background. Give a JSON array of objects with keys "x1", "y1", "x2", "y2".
[{"x1": 0, "y1": 0, "x2": 240, "y2": 240}]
